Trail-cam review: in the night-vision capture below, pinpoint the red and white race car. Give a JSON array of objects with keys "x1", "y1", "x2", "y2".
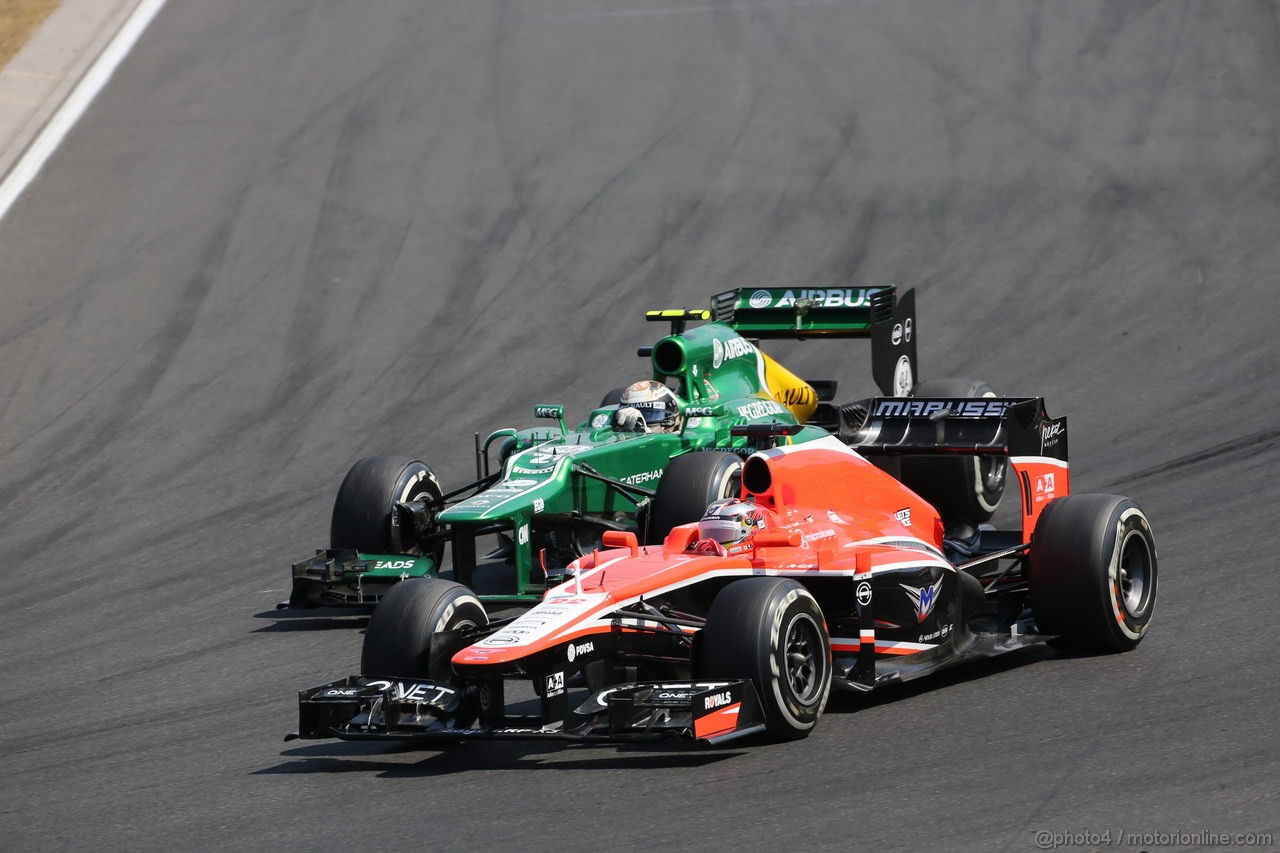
[{"x1": 289, "y1": 398, "x2": 1157, "y2": 745}]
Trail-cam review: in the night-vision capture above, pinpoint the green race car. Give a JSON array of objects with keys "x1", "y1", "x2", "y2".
[{"x1": 284, "y1": 286, "x2": 919, "y2": 607}]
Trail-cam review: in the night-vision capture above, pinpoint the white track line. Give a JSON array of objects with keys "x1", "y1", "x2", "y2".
[{"x1": 0, "y1": 0, "x2": 170, "y2": 223}]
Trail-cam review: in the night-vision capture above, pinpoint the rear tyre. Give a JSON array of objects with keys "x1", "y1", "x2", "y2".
[
  {"x1": 361, "y1": 578, "x2": 489, "y2": 679},
  {"x1": 1029, "y1": 494, "x2": 1158, "y2": 653},
  {"x1": 899, "y1": 379, "x2": 1006, "y2": 523},
  {"x1": 330, "y1": 455, "x2": 445, "y2": 564},
  {"x1": 696, "y1": 578, "x2": 831, "y2": 739},
  {"x1": 645, "y1": 451, "x2": 742, "y2": 544}
]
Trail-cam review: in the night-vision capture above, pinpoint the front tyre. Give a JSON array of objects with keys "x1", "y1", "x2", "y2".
[
  {"x1": 361, "y1": 578, "x2": 489, "y2": 679},
  {"x1": 1029, "y1": 494, "x2": 1158, "y2": 653},
  {"x1": 330, "y1": 455, "x2": 445, "y2": 563},
  {"x1": 645, "y1": 451, "x2": 742, "y2": 544},
  {"x1": 696, "y1": 578, "x2": 832, "y2": 739}
]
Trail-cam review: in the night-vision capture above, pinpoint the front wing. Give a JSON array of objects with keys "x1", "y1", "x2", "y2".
[{"x1": 287, "y1": 676, "x2": 767, "y2": 746}]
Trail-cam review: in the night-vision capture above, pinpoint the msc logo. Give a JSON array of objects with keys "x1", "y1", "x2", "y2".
[{"x1": 900, "y1": 577, "x2": 944, "y2": 624}]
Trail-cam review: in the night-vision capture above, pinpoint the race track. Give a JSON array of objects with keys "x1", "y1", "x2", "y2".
[{"x1": 1, "y1": 1, "x2": 1277, "y2": 850}]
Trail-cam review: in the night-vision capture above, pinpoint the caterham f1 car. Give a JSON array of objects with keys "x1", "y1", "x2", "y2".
[
  {"x1": 288, "y1": 401, "x2": 1158, "y2": 745},
  {"x1": 285, "y1": 287, "x2": 933, "y2": 608}
]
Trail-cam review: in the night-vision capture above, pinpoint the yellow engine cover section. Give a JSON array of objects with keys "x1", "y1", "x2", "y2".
[{"x1": 760, "y1": 350, "x2": 818, "y2": 422}]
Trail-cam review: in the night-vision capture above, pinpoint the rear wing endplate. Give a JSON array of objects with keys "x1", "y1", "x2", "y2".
[{"x1": 710, "y1": 286, "x2": 918, "y2": 396}]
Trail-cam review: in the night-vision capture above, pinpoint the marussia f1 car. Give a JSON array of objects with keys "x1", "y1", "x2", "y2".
[
  {"x1": 288, "y1": 401, "x2": 1158, "y2": 745},
  {"x1": 285, "y1": 286, "x2": 938, "y2": 608}
]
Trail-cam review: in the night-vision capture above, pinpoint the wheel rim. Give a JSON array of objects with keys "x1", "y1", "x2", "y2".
[
  {"x1": 980, "y1": 457, "x2": 1006, "y2": 495},
  {"x1": 783, "y1": 612, "x2": 824, "y2": 705},
  {"x1": 1118, "y1": 529, "x2": 1153, "y2": 616},
  {"x1": 391, "y1": 484, "x2": 440, "y2": 555}
]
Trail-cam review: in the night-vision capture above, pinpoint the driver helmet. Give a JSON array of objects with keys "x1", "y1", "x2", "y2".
[
  {"x1": 697, "y1": 498, "x2": 767, "y2": 546},
  {"x1": 615, "y1": 380, "x2": 682, "y2": 433}
]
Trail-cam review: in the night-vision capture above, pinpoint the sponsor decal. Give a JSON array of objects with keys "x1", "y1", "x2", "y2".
[
  {"x1": 479, "y1": 635, "x2": 519, "y2": 646},
  {"x1": 623, "y1": 469, "x2": 663, "y2": 485},
  {"x1": 1035, "y1": 473, "x2": 1056, "y2": 503},
  {"x1": 769, "y1": 288, "x2": 875, "y2": 309},
  {"x1": 533, "y1": 498, "x2": 545, "y2": 513},
  {"x1": 592, "y1": 681, "x2": 733, "y2": 709},
  {"x1": 591, "y1": 413, "x2": 610, "y2": 429},
  {"x1": 891, "y1": 323, "x2": 903, "y2": 346},
  {"x1": 893, "y1": 507, "x2": 912, "y2": 527},
  {"x1": 776, "y1": 386, "x2": 816, "y2": 407},
  {"x1": 900, "y1": 578, "x2": 945, "y2": 624},
  {"x1": 685, "y1": 406, "x2": 715, "y2": 418},
  {"x1": 566, "y1": 640, "x2": 594, "y2": 662},
  {"x1": 737, "y1": 400, "x2": 787, "y2": 419},
  {"x1": 721, "y1": 337, "x2": 755, "y2": 363},
  {"x1": 802, "y1": 528, "x2": 836, "y2": 546},
  {"x1": 703, "y1": 691, "x2": 733, "y2": 710},
  {"x1": 893, "y1": 355, "x2": 914, "y2": 396},
  {"x1": 873, "y1": 398, "x2": 1012, "y2": 418},
  {"x1": 373, "y1": 560, "x2": 414, "y2": 570},
  {"x1": 535, "y1": 406, "x2": 563, "y2": 419},
  {"x1": 919, "y1": 623, "x2": 952, "y2": 642},
  {"x1": 529, "y1": 446, "x2": 591, "y2": 464},
  {"x1": 904, "y1": 318, "x2": 913, "y2": 342},
  {"x1": 365, "y1": 680, "x2": 457, "y2": 705},
  {"x1": 321, "y1": 687, "x2": 361, "y2": 698},
  {"x1": 856, "y1": 581, "x2": 873, "y2": 607},
  {"x1": 714, "y1": 336, "x2": 756, "y2": 369},
  {"x1": 545, "y1": 672, "x2": 565, "y2": 697},
  {"x1": 517, "y1": 524, "x2": 530, "y2": 545},
  {"x1": 512, "y1": 464, "x2": 550, "y2": 474},
  {"x1": 491, "y1": 479, "x2": 539, "y2": 490},
  {"x1": 749, "y1": 289, "x2": 773, "y2": 308},
  {"x1": 1041, "y1": 421, "x2": 1065, "y2": 450}
]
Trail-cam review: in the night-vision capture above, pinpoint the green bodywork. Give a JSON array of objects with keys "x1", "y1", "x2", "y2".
[{"x1": 291, "y1": 286, "x2": 907, "y2": 606}]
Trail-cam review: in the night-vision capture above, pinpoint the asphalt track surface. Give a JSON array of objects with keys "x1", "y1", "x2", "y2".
[{"x1": 1, "y1": 1, "x2": 1278, "y2": 850}]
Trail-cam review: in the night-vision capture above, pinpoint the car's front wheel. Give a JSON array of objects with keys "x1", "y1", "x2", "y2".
[
  {"x1": 695, "y1": 578, "x2": 832, "y2": 739},
  {"x1": 330, "y1": 455, "x2": 445, "y2": 563}
]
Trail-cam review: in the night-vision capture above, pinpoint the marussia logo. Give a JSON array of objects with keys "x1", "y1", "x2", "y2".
[{"x1": 900, "y1": 578, "x2": 944, "y2": 623}]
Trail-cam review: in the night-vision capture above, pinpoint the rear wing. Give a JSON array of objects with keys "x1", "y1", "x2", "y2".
[
  {"x1": 848, "y1": 397, "x2": 1069, "y2": 540},
  {"x1": 709, "y1": 286, "x2": 918, "y2": 397}
]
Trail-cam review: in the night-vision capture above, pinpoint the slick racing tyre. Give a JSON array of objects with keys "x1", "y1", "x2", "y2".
[
  {"x1": 361, "y1": 578, "x2": 489, "y2": 679},
  {"x1": 696, "y1": 578, "x2": 832, "y2": 739},
  {"x1": 646, "y1": 451, "x2": 743, "y2": 544},
  {"x1": 1028, "y1": 494, "x2": 1158, "y2": 653},
  {"x1": 899, "y1": 379, "x2": 1007, "y2": 524},
  {"x1": 330, "y1": 455, "x2": 445, "y2": 563}
]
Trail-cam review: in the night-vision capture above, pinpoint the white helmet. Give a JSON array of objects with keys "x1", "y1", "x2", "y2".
[
  {"x1": 615, "y1": 380, "x2": 682, "y2": 433},
  {"x1": 697, "y1": 499, "x2": 767, "y2": 546}
]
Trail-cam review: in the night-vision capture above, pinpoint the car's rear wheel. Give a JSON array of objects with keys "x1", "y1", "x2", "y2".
[
  {"x1": 695, "y1": 578, "x2": 831, "y2": 739},
  {"x1": 899, "y1": 379, "x2": 1007, "y2": 524},
  {"x1": 330, "y1": 455, "x2": 446, "y2": 563},
  {"x1": 1029, "y1": 494, "x2": 1158, "y2": 652},
  {"x1": 645, "y1": 451, "x2": 742, "y2": 544}
]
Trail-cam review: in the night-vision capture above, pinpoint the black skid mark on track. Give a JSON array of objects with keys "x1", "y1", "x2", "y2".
[
  {"x1": 1107, "y1": 428, "x2": 1280, "y2": 487},
  {"x1": 0, "y1": 197, "x2": 240, "y2": 525}
]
